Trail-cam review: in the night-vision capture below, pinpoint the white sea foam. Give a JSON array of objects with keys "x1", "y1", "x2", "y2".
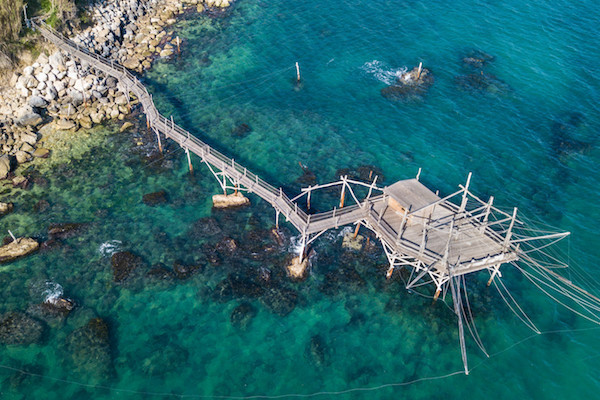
[
  {"x1": 288, "y1": 235, "x2": 304, "y2": 256},
  {"x1": 362, "y1": 60, "x2": 407, "y2": 85},
  {"x1": 43, "y1": 281, "x2": 63, "y2": 305},
  {"x1": 337, "y1": 226, "x2": 354, "y2": 238},
  {"x1": 99, "y1": 240, "x2": 122, "y2": 257}
]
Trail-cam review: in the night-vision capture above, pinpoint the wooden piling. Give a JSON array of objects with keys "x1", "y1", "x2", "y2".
[
  {"x1": 433, "y1": 287, "x2": 441, "y2": 301},
  {"x1": 353, "y1": 223, "x2": 360, "y2": 239},
  {"x1": 417, "y1": 62, "x2": 423, "y2": 80},
  {"x1": 186, "y1": 147, "x2": 193, "y2": 175},
  {"x1": 176, "y1": 36, "x2": 181, "y2": 54},
  {"x1": 296, "y1": 62, "x2": 301, "y2": 82},
  {"x1": 156, "y1": 130, "x2": 163, "y2": 153}
]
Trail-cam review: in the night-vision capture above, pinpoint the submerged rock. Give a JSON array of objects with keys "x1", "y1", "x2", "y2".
[
  {"x1": 307, "y1": 334, "x2": 330, "y2": 367},
  {"x1": 0, "y1": 312, "x2": 45, "y2": 345},
  {"x1": 335, "y1": 164, "x2": 384, "y2": 183},
  {"x1": 231, "y1": 123, "x2": 252, "y2": 138},
  {"x1": 230, "y1": 302, "x2": 257, "y2": 330},
  {"x1": 0, "y1": 238, "x2": 39, "y2": 264},
  {"x1": 462, "y1": 50, "x2": 495, "y2": 69},
  {"x1": 320, "y1": 265, "x2": 366, "y2": 296},
  {"x1": 66, "y1": 318, "x2": 113, "y2": 381},
  {"x1": 142, "y1": 190, "x2": 168, "y2": 206},
  {"x1": 172, "y1": 260, "x2": 203, "y2": 280},
  {"x1": 550, "y1": 113, "x2": 592, "y2": 159},
  {"x1": 296, "y1": 163, "x2": 317, "y2": 186},
  {"x1": 213, "y1": 274, "x2": 265, "y2": 300},
  {"x1": 454, "y1": 72, "x2": 511, "y2": 94},
  {"x1": 48, "y1": 222, "x2": 86, "y2": 239},
  {"x1": 212, "y1": 192, "x2": 250, "y2": 209},
  {"x1": 187, "y1": 217, "x2": 222, "y2": 239},
  {"x1": 111, "y1": 251, "x2": 145, "y2": 282},
  {"x1": 260, "y1": 287, "x2": 298, "y2": 316},
  {"x1": 381, "y1": 65, "x2": 434, "y2": 101},
  {"x1": 146, "y1": 264, "x2": 176, "y2": 282}
]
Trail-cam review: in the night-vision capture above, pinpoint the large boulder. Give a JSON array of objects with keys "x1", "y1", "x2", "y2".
[
  {"x1": 111, "y1": 251, "x2": 145, "y2": 282},
  {"x1": 212, "y1": 193, "x2": 250, "y2": 209},
  {"x1": 0, "y1": 155, "x2": 12, "y2": 179},
  {"x1": 142, "y1": 190, "x2": 168, "y2": 206},
  {"x1": 0, "y1": 202, "x2": 13, "y2": 216},
  {"x1": 29, "y1": 95, "x2": 48, "y2": 108},
  {"x1": 16, "y1": 112, "x2": 43, "y2": 127},
  {"x1": 0, "y1": 238, "x2": 39, "y2": 263},
  {"x1": 66, "y1": 318, "x2": 113, "y2": 381},
  {"x1": 49, "y1": 51, "x2": 66, "y2": 70},
  {"x1": 230, "y1": 302, "x2": 257, "y2": 330},
  {"x1": 0, "y1": 312, "x2": 44, "y2": 345}
]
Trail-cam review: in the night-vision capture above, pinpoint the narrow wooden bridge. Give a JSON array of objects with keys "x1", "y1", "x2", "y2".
[{"x1": 34, "y1": 21, "x2": 581, "y2": 375}]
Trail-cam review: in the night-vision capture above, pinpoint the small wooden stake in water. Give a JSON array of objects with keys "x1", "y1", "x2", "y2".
[
  {"x1": 176, "y1": 36, "x2": 181, "y2": 54},
  {"x1": 417, "y1": 62, "x2": 423, "y2": 80},
  {"x1": 295, "y1": 62, "x2": 301, "y2": 82},
  {"x1": 8, "y1": 230, "x2": 17, "y2": 243}
]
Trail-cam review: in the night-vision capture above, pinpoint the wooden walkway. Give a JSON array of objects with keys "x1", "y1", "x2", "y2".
[
  {"x1": 34, "y1": 22, "x2": 525, "y2": 283},
  {"x1": 34, "y1": 20, "x2": 576, "y2": 376}
]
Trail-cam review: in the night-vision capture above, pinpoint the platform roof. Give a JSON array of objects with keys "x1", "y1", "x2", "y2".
[{"x1": 383, "y1": 179, "x2": 440, "y2": 211}]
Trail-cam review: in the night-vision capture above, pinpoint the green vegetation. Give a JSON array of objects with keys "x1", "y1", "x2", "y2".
[
  {"x1": 0, "y1": 0, "x2": 88, "y2": 70},
  {"x1": 0, "y1": 0, "x2": 25, "y2": 42}
]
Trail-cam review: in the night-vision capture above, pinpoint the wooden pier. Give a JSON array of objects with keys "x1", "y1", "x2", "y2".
[{"x1": 34, "y1": 21, "x2": 584, "y2": 375}]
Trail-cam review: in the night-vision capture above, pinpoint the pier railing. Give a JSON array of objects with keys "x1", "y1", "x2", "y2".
[{"x1": 34, "y1": 21, "x2": 317, "y2": 232}]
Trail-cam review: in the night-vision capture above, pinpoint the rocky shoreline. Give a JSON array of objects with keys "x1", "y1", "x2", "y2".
[{"x1": 0, "y1": 0, "x2": 233, "y2": 184}]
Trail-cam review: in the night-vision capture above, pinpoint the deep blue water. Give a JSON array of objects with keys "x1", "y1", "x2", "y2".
[{"x1": 1, "y1": 0, "x2": 600, "y2": 399}]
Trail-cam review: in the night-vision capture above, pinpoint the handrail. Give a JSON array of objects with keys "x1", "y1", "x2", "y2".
[{"x1": 33, "y1": 20, "x2": 449, "y2": 255}]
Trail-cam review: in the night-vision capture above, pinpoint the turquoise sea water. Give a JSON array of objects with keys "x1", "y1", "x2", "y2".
[{"x1": 2, "y1": 0, "x2": 600, "y2": 398}]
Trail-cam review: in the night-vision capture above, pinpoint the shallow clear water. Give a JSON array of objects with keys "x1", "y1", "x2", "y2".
[{"x1": 2, "y1": 0, "x2": 600, "y2": 399}]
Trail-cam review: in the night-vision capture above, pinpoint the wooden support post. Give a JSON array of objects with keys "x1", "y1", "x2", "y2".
[
  {"x1": 8, "y1": 230, "x2": 17, "y2": 243},
  {"x1": 275, "y1": 210, "x2": 280, "y2": 229},
  {"x1": 307, "y1": 187, "x2": 311, "y2": 210},
  {"x1": 23, "y1": 5, "x2": 29, "y2": 28},
  {"x1": 417, "y1": 62, "x2": 423, "y2": 80},
  {"x1": 386, "y1": 265, "x2": 395, "y2": 279},
  {"x1": 340, "y1": 180, "x2": 346, "y2": 208},
  {"x1": 353, "y1": 223, "x2": 361, "y2": 239},
  {"x1": 185, "y1": 147, "x2": 193, "y2": 175},
  {"x1": 503, "y1": 207, "x2": 518, "y2": 250},
  {"x1": 480, "y1": 196, "x2": 494, "y2": 233},
  {"x1": 155, "y1": 128, "x2": 163, "y2": 153},
  {"x1": 433, "y1": 287, "x2": 441, "y2": 301},
  {"x1": 366, "y1": 175, "x2": 378, "y2": 199},
  {"x1": 487, "y1": 264, "x2": 501, "y2": 286},
  {"x1": 295, "y1": 62, "x2": 301, "y2": 82},
  {"x1": 176, "y1": 36, "x2": 180, "y2": 54},
  {"x1": 459, "y1": 172, "x2": 472, "y2": 213}
]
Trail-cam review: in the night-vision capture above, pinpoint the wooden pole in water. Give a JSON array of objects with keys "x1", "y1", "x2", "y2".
[
  {"x1": 307, "y1": 187, "x2": 311, "y2": 210},
  {"x1": 155, "y1": 128, "x2": 163, "y2": 153},
  {"x1": 339, "y1": 177, "x2": 346, "y2": 208},
  {"x1": 417, "y1": 62, "x2": 423, "y2": 80},
  {"x1": 353, "y1": 223, "x2": 360, "y2": 239},
  {"x1": 176, "y1": 36, "x2": 180, "y2": 54},
  {"x1": 296, "y1": 62, "x2": 301, "y2": 82},
  {"x1": 185, "y1": 147, "x2": 193, "y2": 175}
]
